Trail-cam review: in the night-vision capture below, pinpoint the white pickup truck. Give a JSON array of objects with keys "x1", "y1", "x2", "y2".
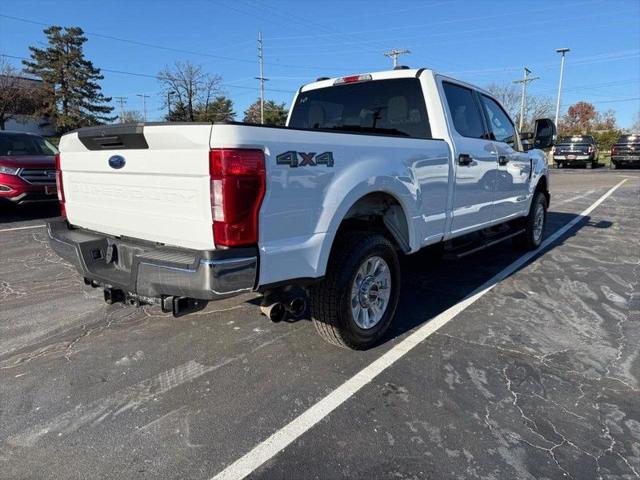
[{"x1": 48, "y1": 67, "x2": 555, "y2": 349}]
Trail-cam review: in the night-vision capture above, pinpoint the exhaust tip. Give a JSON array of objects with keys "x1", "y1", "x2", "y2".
[
  {"x1": 260, "y1": 302, "x2": 287, "y2": 322},
  {"x1": 287, "y1": 297, "x2": 307, "y2": 318}
]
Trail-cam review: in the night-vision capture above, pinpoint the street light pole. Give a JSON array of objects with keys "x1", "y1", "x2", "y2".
[
  {"x1": 137, "y1": 93, "x2": 149, "y2": 122},
  {"x1": 554, "y1": 48, "x2": 570, "y2": 129}
]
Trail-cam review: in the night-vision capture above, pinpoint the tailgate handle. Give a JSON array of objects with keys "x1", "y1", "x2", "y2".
[{"x1": 77, "y1": 125, "x2": 149, "y2": 150}]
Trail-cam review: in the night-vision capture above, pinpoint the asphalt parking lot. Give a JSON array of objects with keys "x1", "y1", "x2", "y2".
[{"x1": 1, "y1": 168, "x2": 638, "y2": 480}]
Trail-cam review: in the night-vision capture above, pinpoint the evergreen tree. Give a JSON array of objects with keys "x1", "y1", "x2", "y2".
[
  {"x1": 196, "y1": 96, "x2": 236, "y2": 122},
  {"x1": 243, "y1": 99, "x2": 288, "y2": 125},
  {"x1": 23, "y1": 26, "x2": 114, "y2": 134}
]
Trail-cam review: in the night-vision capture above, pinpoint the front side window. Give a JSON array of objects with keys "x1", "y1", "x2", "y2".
[
  {"x1": 480, "y1": 95, "x2": 517, "y2": 148},
  {"x1": 289, "y1": 78, "x2": 431, "y2": 139},
  {"x1": 442, "y1": 82, "x2": 485, "y2": 139}
]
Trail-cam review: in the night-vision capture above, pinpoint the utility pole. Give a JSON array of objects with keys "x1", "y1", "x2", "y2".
[
  {"x1": 167, "y1": 90, "x2": 176, "y2": 119},
  {"x1": 554, "y1": 48, "x2": 570, "y2": 129},
  {"x1": 137, "y1": 93, "x2": 149, "y2": 122},
  {"x1": 255, "y1": 32, "x2": 269, "y2": 124},
  {"x1": 114, "y1": 96, "x2": 127, "y2": 123},
  {"x1": 512, "y1": 67, "x2": 539, "y2": 131},
  {"x1": 384, "y1": 48, "x2": 411, "y2": 68}
]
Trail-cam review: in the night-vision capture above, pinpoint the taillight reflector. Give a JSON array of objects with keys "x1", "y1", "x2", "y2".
[
  {"x1": 55, "y1": 153, "x2": 66, "y2": 218},
  {"x1": 209, "y1": 149, "x2": 265, "y2": 247}
]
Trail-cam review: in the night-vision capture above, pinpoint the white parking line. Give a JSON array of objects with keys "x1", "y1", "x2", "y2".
[
  {"x1": 554, "y1": 189, "x2": 597, "y2": 206},
  {"x1": 211, "y1": 178, "x2": 628, "y2": 480},
  {"x1": 0, "y1": 224, "x2": 46, "y2": 233}
]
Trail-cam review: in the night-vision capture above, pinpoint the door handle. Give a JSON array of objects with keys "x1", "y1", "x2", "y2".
[
  {"x1": 458, "y1": 154, "x2": 473, "y2": 166},
  {"x1": 498, "y1": 155, "x2": 509, "y2": 166}
]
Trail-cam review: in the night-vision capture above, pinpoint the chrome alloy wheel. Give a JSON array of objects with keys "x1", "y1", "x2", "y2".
[
  {"x1": 350, "y1": 255, "x2": 391, "y2": 329},
  {"x1": 533, "y1": 202, "x2": 545, "y2": 245}
]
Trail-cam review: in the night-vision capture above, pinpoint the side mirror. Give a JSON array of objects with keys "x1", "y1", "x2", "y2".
[{"x1": 533, "y1": 118, "x2": 556, "y2": 149}]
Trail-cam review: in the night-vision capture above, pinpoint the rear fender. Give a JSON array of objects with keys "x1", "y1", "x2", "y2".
[{"x1": 313, "y1": 162, "x2": 418, "y2": 278}]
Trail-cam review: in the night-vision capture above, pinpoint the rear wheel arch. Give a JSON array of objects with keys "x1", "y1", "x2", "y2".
[{"x1": 315, "y1": 190, "x2": 414, "y2": 281}]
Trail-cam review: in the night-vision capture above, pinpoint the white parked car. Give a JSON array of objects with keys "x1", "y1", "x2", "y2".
[{"x1": 48, "y1": 68, "x2": 555, "y2": 349}]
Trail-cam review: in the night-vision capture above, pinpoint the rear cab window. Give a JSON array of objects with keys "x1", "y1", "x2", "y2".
[
  {"x1": 616, "y1": 135, "x2": 639, "y2": 144},
  {"x1": 288, "y1": 78, "x2": 432, "y2": 139},
  {"x1": 557, "y1": 135, "x2": 595, "y2": 145}
]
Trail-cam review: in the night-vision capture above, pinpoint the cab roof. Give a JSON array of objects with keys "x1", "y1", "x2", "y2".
[
  {"x1": 299, "y1": 67, "x2": 492, "y2": 98},
  {"x1": 300, "y1": 68, "x2": 433, "y2": 92}
]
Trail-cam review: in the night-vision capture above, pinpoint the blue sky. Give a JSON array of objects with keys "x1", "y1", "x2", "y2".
[{"x1": 1, "y1": 0, "x2": 639, "y2": 127}]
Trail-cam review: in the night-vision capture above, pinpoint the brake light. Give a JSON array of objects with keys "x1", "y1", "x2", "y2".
[
  {"x1": 611, "y1": 146, "x2": 616, "y2": 155},
  {"x1": 209, "y1": 149, "x2": 265, "y2": 247},
  {"x1": 55, "y1": 153, "x2": 66, "y2": 218},
  {"x1": 334, "y1": 74, "x2": 372, "y2": 85},
  {"x1": 588, "y1": 145, "x2": 593, "y2": 153}
]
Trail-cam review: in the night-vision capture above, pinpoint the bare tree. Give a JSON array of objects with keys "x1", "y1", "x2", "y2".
[
  {"x1": 0, "y1": 58, "x2": 42, "y2": 130},
  {"x1": 485, "y1": 83, "x2": 554, "y2": 132},
  {"x1": 158, "y1": 61, "x2": 222, "y2": 121},
  {"x1": 120, "y1": 110, "x2": 144, "y2": 124}
]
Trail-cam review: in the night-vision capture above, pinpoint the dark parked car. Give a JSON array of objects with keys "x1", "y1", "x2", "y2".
[
  {"x1": 0, "y1": 131, "x2": 58, "y2": 205},
  {"x1": 610, "y1": 134, "x2": 640, "y2": 169},
  {"x1": 552, "y1": 135, "x2": 598, "y2": 168}
]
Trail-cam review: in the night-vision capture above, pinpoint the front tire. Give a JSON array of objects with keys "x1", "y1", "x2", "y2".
[
  {"x1": 309, "y1": 232, "x2": 400, "y2": 349},
  {"x1": 513, "y1": 192, "x2": 547, "y2": 251}
]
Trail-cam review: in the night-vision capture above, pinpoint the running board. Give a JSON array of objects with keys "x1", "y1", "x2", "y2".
[{"x1": 444, "y1": 228, "x2": 525, "y2": 260}]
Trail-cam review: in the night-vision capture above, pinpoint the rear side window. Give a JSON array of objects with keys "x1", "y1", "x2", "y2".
[
  {"x1": 480, "y1": 95, "x2": 517, "y2": 148},
  {"x1": 442, "y1": 82, "x2": 485, "y2": 139},
  {"x1": 288, "y1": 78, "x2": 431, "y2": 139}
]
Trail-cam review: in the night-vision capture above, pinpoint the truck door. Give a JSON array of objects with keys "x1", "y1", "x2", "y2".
[
  {"x1": 479, "y1": 94, "x2": 531, "y2": 221},
  {"x1": 441, "y1": 81, "x2": 498, "y2": 236}
]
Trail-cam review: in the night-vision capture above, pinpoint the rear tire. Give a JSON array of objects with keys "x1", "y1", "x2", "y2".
[
  {"x1": 513, "y1": 192, "x2": 547, "y2": 251},
  {"x1": 611, "y1": 162, "x2": 618, "y2": 170},
  {"x1": 309, "y1": 231, "x2": 400, "y2": 350},
  {"x1": 586, "y1": 162, "x2": 592, "y2": 169}
]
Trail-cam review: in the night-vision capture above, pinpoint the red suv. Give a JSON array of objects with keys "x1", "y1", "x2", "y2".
[{"x1": 0, "y1": 131, "x2": 58, "y2": 205}]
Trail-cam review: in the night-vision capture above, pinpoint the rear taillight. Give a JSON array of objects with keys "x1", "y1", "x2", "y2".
[
  {"x1": 209, "y1": 149, "x2": 265, "y2": 247},
  {"x1": 588, "y1": 145, "x2": 593, "y2": 153},
  {"x1": 55, "y1": 153, "x2": 66, "y2": 218}
]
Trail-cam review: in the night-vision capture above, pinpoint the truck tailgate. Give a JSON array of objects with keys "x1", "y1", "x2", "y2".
[{"x1": 60, "y1": 124, "x2": 215, "y2": 250}]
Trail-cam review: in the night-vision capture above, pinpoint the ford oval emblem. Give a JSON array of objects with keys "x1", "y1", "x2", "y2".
[{"x1": 108, "y1": 155, "x2": 126, "y2": 169}]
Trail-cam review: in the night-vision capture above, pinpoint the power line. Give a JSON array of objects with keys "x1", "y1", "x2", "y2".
[
  {"x1": 0, "y1": 53, "x2": 297, "y2": 94},
  {"x1": 0, "y1": 13, "x2": 355, "y2": 72}
]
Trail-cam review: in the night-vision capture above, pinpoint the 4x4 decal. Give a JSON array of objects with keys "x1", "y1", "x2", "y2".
[{"x1": 276, "y1": 151, "x2": 334, "y2": 168}]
